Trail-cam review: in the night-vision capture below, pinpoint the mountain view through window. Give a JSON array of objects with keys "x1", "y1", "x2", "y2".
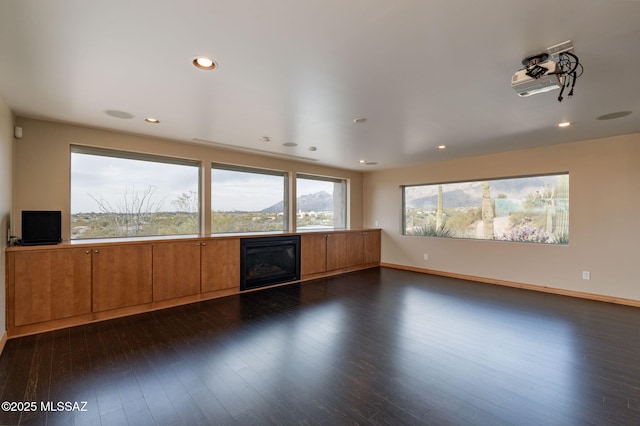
[{"x1": 404, "y1": 174, "x2": 569, "y2": 244}]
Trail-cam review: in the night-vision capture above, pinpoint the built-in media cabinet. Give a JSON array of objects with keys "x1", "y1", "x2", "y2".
[{"x1": 5, "y1": 229, "x2": 380, "y2": 338}]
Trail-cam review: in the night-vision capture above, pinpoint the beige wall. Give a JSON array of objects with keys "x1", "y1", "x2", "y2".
[
  {"x1": 13, "y1": 118, "x2": 364, "y2": 239},
  {"x1": 11, "y1": 116, "x2": 640, "y2": 303},
  {"x1": 0, "y1": 94, "x2": 14, "y2": 334},
  {"x1": 364, "y1": 133, "x2": 640, "y2": 301}
]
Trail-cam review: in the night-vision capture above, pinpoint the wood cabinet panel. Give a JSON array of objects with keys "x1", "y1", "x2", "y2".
[
  {"x1": 152, "y1": 241, "x2": 202, "y2": 301},
  {"x1": 306, "y1": 230, "x2": 380, "y2": 274},
  {"x1": 92, "y1": 244, "x2": 152, "y2": 312},
  {"x1": 201, "y1": 239, "x2": 240, "y2": 293},
  {"x1": 344, "y1": 230, "x2": 381, "y2": 267},
  {"x1": 345, "y1": 232, "x2": 366, "y2": 268},
  {"x1": 326, "y1": 232, "x2": 348, "y2": 271},
  {"x1": 13, "y1": 248, "x2": 92, "y2": 326},
  {"x1": 364, "y1": 230, "x2": 381, "y2": 264},
  {"x1": 301, "y1": 233, "x2": 327, "y2": 276}
]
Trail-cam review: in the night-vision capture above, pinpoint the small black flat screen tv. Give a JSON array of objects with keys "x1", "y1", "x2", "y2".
[{"x1": 21, "y1": 210, "x2": 62, "y2": 246}]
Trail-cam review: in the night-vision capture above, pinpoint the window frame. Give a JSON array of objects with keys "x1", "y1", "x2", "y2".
[
  {"x1": 70, "y1": 145, "x2": 201, "y2": 239},
  {"x1": 402, "y1": 172, "x2": 569, "y2": 244},
  {"x1": 211, "y1": 162, "x2": 289, "y2": 234},
  {"x1": 295, "y1": 173, "x2": 348, "y2": 230}
]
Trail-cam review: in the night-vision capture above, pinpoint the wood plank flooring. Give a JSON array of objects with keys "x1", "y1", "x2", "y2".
[{"x1": 1, "y1": 267, "x2": 639, "y2": 425}]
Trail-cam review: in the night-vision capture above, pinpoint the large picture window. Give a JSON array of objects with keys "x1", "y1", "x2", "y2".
[
  {"x1": 71, "y1": 146, "x2": 200, "y2": 239},
  {"x1": 296, "y1": 174, "x2": 347, "y2": 230},
  {"x1": 211, "y1": 164, "x2": 288, "y2": 233},
  {"x1": 403, "y1": 174, "x2": 569, "y2": 244}
]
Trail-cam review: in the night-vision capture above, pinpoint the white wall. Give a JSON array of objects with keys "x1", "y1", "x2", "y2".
[
  {"x1": 364, "y1": 133, "x2": 640, "y2": 302},
  {"x1": 0, "y1": 94, "x2": 14, "y2": 335}
]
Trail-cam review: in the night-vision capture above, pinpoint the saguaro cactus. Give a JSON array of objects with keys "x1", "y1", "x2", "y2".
[
  {"x1": 481, "y1": 181, "x2": 494, "y2": 239},
  {"x1": 436, "y1": 184, "x2": 444, "y2": 231},
  {"x1": 554, "y1": 175, "x2": 569, "y2": 241}
]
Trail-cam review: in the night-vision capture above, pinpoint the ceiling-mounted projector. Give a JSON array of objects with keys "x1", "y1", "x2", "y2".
[{"x1": 512, "y1": 53, "x2": 563, "y2": 97}]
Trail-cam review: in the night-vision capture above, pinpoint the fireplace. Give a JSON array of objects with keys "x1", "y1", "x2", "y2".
[{"x1": 240, "y1": 235, "x2": 301, "y2": 291}]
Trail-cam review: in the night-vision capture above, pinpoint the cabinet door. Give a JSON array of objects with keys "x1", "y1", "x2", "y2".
[
  {"x1": 345, "y1": 231, "x2": 366, "y2": 268},
  {"x1": 301, "y1": 233, "x2": 327, "y2": 276},
  {"x1": 152, "y1": 241, "x2": 202, "y2": 301},
  {"x1": 201, "y1": 239, "x2": 240, "y2": 293},
  {"x1": 363, "y1": 230, "x2": 381, "y2": 264},
  {"x1": 92, "y1": 244, "x2": 152, "y2": 312},
  {"x1": 13, "y1": 248, "x2": 92, "y2": 326},
  {"x1": 326, "y1": 232, "x2": 348, "y2": 271}
]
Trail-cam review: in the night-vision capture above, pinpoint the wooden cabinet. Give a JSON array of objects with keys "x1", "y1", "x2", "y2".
[
  {"x1": 152, "y1": 238, "x2": 240, "y2": 299},
  {"x1": 363, "y1": 230, "x2": 381, "y2": 264},
  {"x1": 6, "y1": 229, "x2": 378, "y2": 337},
  {"x1": 12, "y1": 248, "x2": 92, "y2": 326},
  {"x1": 201, "y1": 239, "x2": 240, "y2": 293},
  {"x1": 152, "y1": 241, "x2": 202, "y2": 301},
  {"x1": 302, "y1": 229, "x2": 381, "y2": 276},
  {"x1": 346, "y1": 230, "x2": 381, "y2": 267},
  {"x1": 10, "y1": 244, "x2": 153, "y2": 323},
  {"x1": 326, "y1": 232, "x2": 348, "y2": 271},
  {"x1": 92, "y1": 244, "x2": 153, "y2": 312},
  {"x1": 301, "y1": 233, "x2": 327, "y2": 276},
  {"x1": 345, "y1": 231, "x2": 366, "y2": 268}
]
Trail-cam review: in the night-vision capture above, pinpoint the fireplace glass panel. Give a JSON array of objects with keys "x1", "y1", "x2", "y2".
[{"x1": 240, "y1": 236, "x2": 301, "y2": 291}]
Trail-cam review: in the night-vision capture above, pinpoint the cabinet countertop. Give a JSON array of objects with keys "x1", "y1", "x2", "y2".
[{"x1": 6, "y1": 228, "x2": 381, "y2": 252}]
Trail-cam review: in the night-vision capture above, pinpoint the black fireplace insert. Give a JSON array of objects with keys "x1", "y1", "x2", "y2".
[{"x1": 240, "y1": 235, "x2": 301, "y2": 291}]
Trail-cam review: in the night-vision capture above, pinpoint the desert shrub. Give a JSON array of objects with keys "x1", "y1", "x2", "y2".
[
  {"x1": 407, "y1": 224, "x2": 454, "y2": 238},
  {"x1": 500, "y1": 225, "x2": 550, "y2": 243}
]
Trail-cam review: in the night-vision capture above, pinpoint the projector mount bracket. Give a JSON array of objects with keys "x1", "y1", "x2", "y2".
[
  {"x1": 522, "y1": 53, "x2": 551, "y2": 79},
  {"x1": 521, "y1": 53, "x2": 549, "y2": 68}
]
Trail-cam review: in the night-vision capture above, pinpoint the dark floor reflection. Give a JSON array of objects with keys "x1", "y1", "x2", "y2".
[{"x1": 1, "y1": 267, "x2": 639, "y2": 425}]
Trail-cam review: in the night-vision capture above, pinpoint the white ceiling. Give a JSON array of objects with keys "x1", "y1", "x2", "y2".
[{"x1": 1, "y1": 0, "x2": 639, "y2": 171}]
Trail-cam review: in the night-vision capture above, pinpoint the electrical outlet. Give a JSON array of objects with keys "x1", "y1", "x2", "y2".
[
  {"x1": 423, "y1": 254, "x2": 429, "y2": 261},
  {"x1": 582, "y1": 271, "x2": 591, "y2": 280}
]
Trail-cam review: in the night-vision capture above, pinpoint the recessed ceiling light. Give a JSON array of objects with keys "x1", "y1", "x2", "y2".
[
  {"x1": 353, "y1": 117, "x2": 367, "y2": 124},
  {"x1": 193, "y1": 56, "x2": 217, "y2": 70},
  {"x1": 308, "y1": 146, "x2": 317, "y2": 151},
  {"x1": 437, "y1": 145, "x2": 447, "y2": 149},
  {"x1": 359, "y1": 160, "x2": 366, "y2": 164},
  {"x1": 283, "y1": 142, "x2": 298, "y2": 147},
  {"x1": 145, "y1": 117, "x2": 160, "y2": 124},
  {"x1": 259, "y1": 136, "x2": 271, "y2": 142},
  {"x1": 556, "y1": 121, "x2": 572, "y2": 128}
]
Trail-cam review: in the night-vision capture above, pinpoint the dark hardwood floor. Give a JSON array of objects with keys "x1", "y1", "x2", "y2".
[{"x1": 1, "y1": 267, "x2": 639, "y2": 425}]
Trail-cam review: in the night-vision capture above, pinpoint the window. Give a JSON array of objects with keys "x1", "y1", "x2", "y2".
[
  {"x1": 403, "y1": 174, "x2": 569, "y2": 244},
  {"x1": 296, "y1": 174, "x2": 347, "y2": 230},
  {"x1": 71, "y1": 146, "x2": 200, "y2": 239},
  {"x1": 211, "y1": 164, "x2": 288, "y2": 233}
]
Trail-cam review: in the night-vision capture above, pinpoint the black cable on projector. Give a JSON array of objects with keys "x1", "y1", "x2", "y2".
[{"x1": 556, "y1": 51, "x2": 583, "y2": 102}]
